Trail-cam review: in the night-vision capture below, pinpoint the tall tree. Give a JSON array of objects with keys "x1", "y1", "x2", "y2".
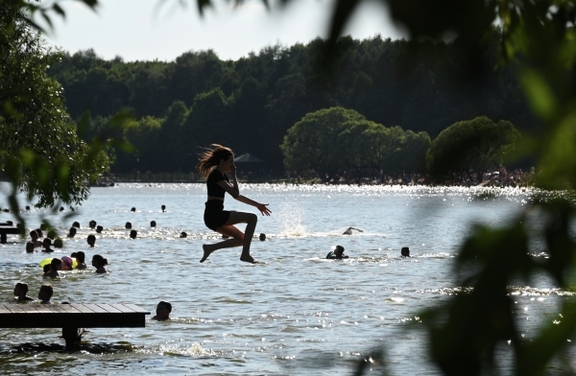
[{"x1": 426, "y1": 116, "x2": 520, "y2": 180}]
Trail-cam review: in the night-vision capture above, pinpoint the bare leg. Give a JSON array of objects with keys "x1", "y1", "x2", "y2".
[
  {"x1": 201, "y1": 238, "x2": 242, "y2": 263},
  {"x1": 201, "y1": 211, "x2": 259, "y2": 263},
  {"x1": 238, "y1": 213, "x2": 258, "y2": 262}
]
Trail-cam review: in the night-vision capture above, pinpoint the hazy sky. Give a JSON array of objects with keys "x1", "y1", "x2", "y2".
[{"x1": 40, "y1": 0, "x2": 406, "y2": 62}]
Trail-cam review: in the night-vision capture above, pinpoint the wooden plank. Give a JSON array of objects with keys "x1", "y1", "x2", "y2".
[
  {"x1": 0, "y1": 227, "x2": 20, "y2": 233},
  {"x1": 76, "y1": 304, "x2": 108, "y2": 313},
  {"x1": 95, "y1": 303, "x2": 122, "y2": 313},
  {"x1": 121, "y1": 303, "x2": 150, "y2": 314},
  {"x1": 5, "y1": 304, "x2": 27, "y2": 313},
  {"x1": 0, "y1": 303, "x2": 150, "y2": 329},
  {"x1": 58, "y1": 304, "x2": 82, "y2": 313},
  {"x1": 71, "y1": 304, "x2": 98, "y2": 313},
  {"x1": 31, "y1": 305, "x2": 55, "y2": 313}
]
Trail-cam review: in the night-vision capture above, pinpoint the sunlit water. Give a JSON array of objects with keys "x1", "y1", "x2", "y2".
[{"x1": 0, "y1": 183, "x2": 573, "y2": 375}]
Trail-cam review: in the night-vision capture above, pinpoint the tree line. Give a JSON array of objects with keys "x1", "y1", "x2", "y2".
[{"x1": 47, "y1": 29, "x2": 535, "y2": 175}]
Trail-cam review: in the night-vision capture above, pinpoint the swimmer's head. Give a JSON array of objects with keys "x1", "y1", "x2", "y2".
[
  {"x1": 401, "y1": 247, "x2": 411, "y2": 257},
  {"x1": 334, "y1": 245, "x2": 345, "y2": 256}
]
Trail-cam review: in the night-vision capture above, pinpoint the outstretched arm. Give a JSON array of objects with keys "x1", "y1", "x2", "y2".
[
  {"x1": 236, "y1": 195, "x2": 271, "y2": 216},
  {"x1": 217, "y1": 165, "x2": 271, "y2": 216}
]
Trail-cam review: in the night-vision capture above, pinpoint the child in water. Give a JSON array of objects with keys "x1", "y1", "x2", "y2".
[
  {"x1": 41, "y1": 238, "x2": 55, "y2": 253},
  {"x1": 38, "y1": 284, "x2": 53, "y2": 304},
  {"x1": 92, "y1": 254, "x2": 108, "y2": 273},
  {"x1": 45, "y1": 258, "x2": 63, "y2": 278},
  {"x1": 326, "y1": 245, "x2": 349, "y2": 260},
  {"x1": 14, "y1": 282, "x2": 34, "y2": 302},
  {"x1": 152, "y1": 301, "x2": 172, "y2": 321},
  {"x1": 71, "y1": 251, "x2": 87, "y2": 269}
]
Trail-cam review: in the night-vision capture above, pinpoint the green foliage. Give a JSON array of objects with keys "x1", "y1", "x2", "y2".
[
  {"x1": 281, "y1": 107, "x2": 428, "y2": 178},
  {"x1": 44, "y1": 29, "x2": 532, "y2": 172},
  {"x1": 0, "y1": 4, "x2": 113, "y2": 216},
  {"x1": 281, "y1": 107, "x2": 365, "y2": 177},
  {"x1": 426, "y1": 116, "x2": 520, "y2": 179}
]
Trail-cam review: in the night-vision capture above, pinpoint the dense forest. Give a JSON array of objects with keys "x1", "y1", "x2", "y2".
[{"x1": 47, "y1": 28, "x2": 536, "y2": 176}]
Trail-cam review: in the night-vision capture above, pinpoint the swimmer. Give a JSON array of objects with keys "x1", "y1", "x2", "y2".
[
  {"x1": 152, "y1": 301, "x2": 172, "y2": 321},
  {"x1": 61, "y1": 255, "x2": 76, "y2": 270},
  {"x1": 41, "y1": 238, "x2": 55, "y2": 253},
  {"x1": 38, "y1": 284, "x2": 53, "y2": 304},
  {"x1": 67, "y1": 227, "x2": 77, "y2": 238},
  {"x1": 72, "y1": 221, "x2": 80, "y2": 228},
  {"x1": 87, "y1": 234, "x2": 96, "y2": 247},
  {"x1": 125, "y1": 222, "x2": 132, "y2": 229},
  {"x1": 179, "y1": 231, "x2": 188, "y2": 238},
  {"x1": 130, "y1": 230, "x2": 137, "y2": 239},
  {"x1": 197, "y1": 144, "x2": 271, "y2": 264},
  {"x1": 29, "y1": 230, "x2": 42, "y2": 248},
  {"x1": 92, "y1": 254, "x2": 108, "y2": 274},
  {"x1": 96, "y1": 225, "x2": 103, "y2": 233},
  {"x1": 88, "y1": 220, "x2": 97, "y2": 229},
  {"x1": 45, "y1": 258, "x2": 62, "y2": 278},
  {"x1": 150, "y1": 220, "x2": 156, "y2": 228},
  {"x1": 161, "y1": 205, "x2": 166, "y2": 212},
  {"x1": 25, "y1": 241, "x2": 35, "y2": 253},
  {"x1": 326, "y1": 245, "x2": 349, "y2": 260},
  {"x1": 14, "y1": 282, "x2": 34, "y2": 302},
  {"x1": 343, "y1": 226, "x2": 363, "y2": 235},
  {"x1": 401, "y1": 247, "x2": 411, "y2": 257},
  {"x1": 259, "y1": 233, "x2": 266, "y2": 241},
  {"x1": 71, "y1": 251, "x2": 87, "y2": 269}
]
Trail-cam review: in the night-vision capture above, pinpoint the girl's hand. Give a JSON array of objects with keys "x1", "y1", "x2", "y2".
[{"x1": 257, "y1": 203, "x2": 271, "y2": 216}]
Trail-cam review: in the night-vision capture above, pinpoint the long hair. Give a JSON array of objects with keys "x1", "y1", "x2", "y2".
[{"x1": 196, "y1": 144, "x2": 234, "y2": 178}]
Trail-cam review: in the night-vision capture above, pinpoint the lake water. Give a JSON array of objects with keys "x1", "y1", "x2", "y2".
[{"x1": 0, "y1": 182, "x2": 572, "y2": 375}]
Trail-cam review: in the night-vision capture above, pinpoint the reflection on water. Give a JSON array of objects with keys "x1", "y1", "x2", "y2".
[{"x1": 0, "y1": 183, "x2": 574, "y2": 374}]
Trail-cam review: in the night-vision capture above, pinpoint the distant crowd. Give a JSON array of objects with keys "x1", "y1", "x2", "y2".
[{"x1": 299, "y1": 167, "x2": 535, "y2": 187}]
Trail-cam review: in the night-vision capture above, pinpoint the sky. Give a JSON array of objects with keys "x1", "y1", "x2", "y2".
[{"x1": 39, "y1": 0, "x2": 406, "y2": 62}]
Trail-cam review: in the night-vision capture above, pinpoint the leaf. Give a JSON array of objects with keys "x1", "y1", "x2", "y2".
[{"x1": 521, "y1": 70, "x2": 558, "y2": 121}]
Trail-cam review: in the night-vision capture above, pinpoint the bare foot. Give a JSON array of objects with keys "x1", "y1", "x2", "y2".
[
  {"x1": 240, "y1": 255, "x2": 258, "y2": 264},
  {"x1": 200, "y1": 244, "x2": 215, "y2": 263}
]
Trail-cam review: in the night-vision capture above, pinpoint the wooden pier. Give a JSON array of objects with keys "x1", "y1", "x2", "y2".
[
  {"x1": 0, "y1": 224, "x2": 20, "y2": 243},
  {"x1": 0, "y1": 303, "x2": 150, "y2": 349}
]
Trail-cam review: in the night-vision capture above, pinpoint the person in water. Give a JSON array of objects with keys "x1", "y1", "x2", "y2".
[
  {"x1": 41, "y1": 238, "x2": 55, "y2": 253},
  {"x1": 152, "y1": 300, "x2": 172, "y2": 321},
  {"x1": 45, "y1": 258, "x2": 63, "y2": 278},
  {"x1": 197, "y1": 144, "x2": 272, "y2": 264},
  {"x1": 87, "y1": 234, "x2": 96, "y2": 247},
  {"x1": 38, "y1": 284, "x2": 53, "y2": 304},
  {"x1": 14, "y1": 282, "x2": 34, "y2": 302},
  {"x1": 326, "y1": 245, "x2": 349, "y2": 260},
  {"x1": 71, "y1": 251, "x2": 87, "y2": 269},
  {"x1": 92, "y1": 254, "x2": 108, "y2": 273},
  {"x1": 401, "y1": 247, "x2": 411, "y2": 257},
  {"x1": 67, "y1": 227, "x2": 77, "y2": 238},
  {"x1": 343, "y1": 226, "x2": 363, "y2": 235}
]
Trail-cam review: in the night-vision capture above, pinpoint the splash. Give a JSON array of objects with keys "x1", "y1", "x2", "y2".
[{"x1": 277, "y1": 203, "x2": 307, "y2": 237}]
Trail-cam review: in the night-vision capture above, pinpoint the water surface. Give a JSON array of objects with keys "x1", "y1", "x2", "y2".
[{"x1": 0, "y1": 183, "x2": 571, "y2": 375}]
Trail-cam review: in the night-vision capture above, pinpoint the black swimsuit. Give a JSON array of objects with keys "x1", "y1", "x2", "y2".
[{"x1": 203, "y1": 170, "x2": 231, "y2": 231}]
